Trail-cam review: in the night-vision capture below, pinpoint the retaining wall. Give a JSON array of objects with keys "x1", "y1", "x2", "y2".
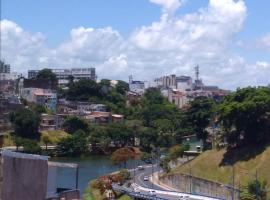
[{"x1": 159, "y1": 173, "x2": 239, "y2": 200}]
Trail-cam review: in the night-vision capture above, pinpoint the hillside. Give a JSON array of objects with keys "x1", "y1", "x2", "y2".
[{"x1": 168, "y1": 144, "x2": 270, "y2": 192}]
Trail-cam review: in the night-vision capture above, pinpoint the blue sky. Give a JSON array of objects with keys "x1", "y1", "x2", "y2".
[{"x1": 1, "y1": 0, "x2": 270, "y2": 89}]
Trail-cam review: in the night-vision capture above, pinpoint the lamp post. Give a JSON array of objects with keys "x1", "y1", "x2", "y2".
[{"x1": 151, "y1": 150, "x2": 155, "y2": 189}]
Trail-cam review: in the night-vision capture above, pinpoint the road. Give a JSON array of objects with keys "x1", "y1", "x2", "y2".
[{"x1": 114, "y1": 164, "x2": 223, "y2": 200}]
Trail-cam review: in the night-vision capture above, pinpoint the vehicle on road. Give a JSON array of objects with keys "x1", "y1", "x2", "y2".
[
  {"x1": 178, "y1": 196, "x2": 190, "y2": 200},
  {"x1": 138, "y1": 165, "x2": 144, "y2": 170},
  {"x1": 134, "y1": 188, "x2": 140, "y2": 193},
  {"x1": 143, "y1": 176, "x2": 149, "y2": 181},
  {"x1": 149, "y1": 190, "x2": 156, "y2": 196}
]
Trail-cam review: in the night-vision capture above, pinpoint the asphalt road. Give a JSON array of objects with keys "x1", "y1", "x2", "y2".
[{"x1": 119, "y1": 164, "x2": 223, "y2": 200}]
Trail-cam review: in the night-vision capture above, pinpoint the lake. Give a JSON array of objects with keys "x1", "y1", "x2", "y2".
[{"x1": 51, "y1": 156, "x2": 140, "y2": 194}]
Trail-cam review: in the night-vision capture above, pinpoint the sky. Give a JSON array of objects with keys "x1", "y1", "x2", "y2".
[{"x1": 1, "y1": 0, "x2": 270, "y2": 89}]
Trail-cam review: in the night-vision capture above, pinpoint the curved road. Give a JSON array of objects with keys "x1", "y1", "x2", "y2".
[{"x1": 115, "y1": 164, "x2": 224, "y2": 200}]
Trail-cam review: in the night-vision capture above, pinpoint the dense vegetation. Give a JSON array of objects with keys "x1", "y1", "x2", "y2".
[{"x1": 8, "y1": 75, "x2": 270, "y2": 158}]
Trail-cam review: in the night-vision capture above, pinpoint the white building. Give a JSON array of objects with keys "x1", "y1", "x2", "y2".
[
  {"x1": 168, "y1": 89, "x2": 190, "y2": 109},
  {"x1": 0, "y1": 73, "x2": 22, "y2": 81},
  {"x1": 129, "y1": 79, "x2": 145, "y2": 94},
  {"x1": 175, "y1": 76, "x2": 193, "y2": 91},
  {"x1": 28, "y1": 67, "x2": 96, "y2": 86},
  {"x1": 154, "y1": 74, "x2": 193, "y2": 91}
]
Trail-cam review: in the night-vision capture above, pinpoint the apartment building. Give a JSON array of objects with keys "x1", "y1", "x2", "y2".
[
  {"x1": 21, "y1": 88, "x2": 57, "y2": 111},
  {"x1": 0, "y1": 61, "x2": 10, "y2": 73},
  {"x1": 168, "y1": 89, "x2": 190, "y2": 109},
  {"x1": 154, "y1": 74, "x2": 193, "y2": 91},
  {"x1": 28, "y1": 67, "x2": 96, "y2": 86}
]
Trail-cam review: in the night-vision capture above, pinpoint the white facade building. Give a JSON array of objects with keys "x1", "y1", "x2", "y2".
[
  {"x1": 28, "y1": 67, "x2": 96, "y2": 86},
  {"x1": 0, "y1": 73, "x2": 22, "y2": 81}
]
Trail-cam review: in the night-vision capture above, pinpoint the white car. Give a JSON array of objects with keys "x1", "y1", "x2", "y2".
[
  {"x1": 134, "y1": 188, "x2": 140, "y2": 193},
  {"x1": 143, "y1": 176, "x2": 149, "y2": 181},
  {"x1": 138, "y1": 165, "x2": 144, "y2": 170},
  {"x1": 149, "y1": 190, "x2": 156, "y2": 196}
]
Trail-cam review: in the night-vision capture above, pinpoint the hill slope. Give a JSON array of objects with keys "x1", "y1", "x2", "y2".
[{"x1": 169, "y1": 145, "x2": 270, "y2": 191}]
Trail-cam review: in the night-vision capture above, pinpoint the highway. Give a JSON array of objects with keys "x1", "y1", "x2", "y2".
[{"x1": 113, "y1": 164, "x2": 224, "y2": 200}]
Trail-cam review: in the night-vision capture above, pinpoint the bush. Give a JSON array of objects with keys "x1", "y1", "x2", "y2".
[
  {"x1": 160, "y1": 156, "x2": 171, "y2": 173},
  {"x1": 56, "y1": 130, "x2": 89, "y2": 156},
  {"x1": 141, "y1": 152, "x2": 152, "y2": 163},
  {"x1": 119, "y1": 169, "x2": 131, "y2": 180},
  {"x1": 22, "y1": 139, "x2": 42, "y2": 154}
]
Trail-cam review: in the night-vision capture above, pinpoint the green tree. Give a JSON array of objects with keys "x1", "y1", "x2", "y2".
[
  {"x1": 62, "y1": 116, "x2": 89, "y2": 134},
  {"x1": 241, "y1": 179, "x2": 268, "y2": 200},
  {"x1": 219, "y1": 87, "x2": 270, "y2": 147},
  {"x1": 115, "y1": 80, "x2": 129, "y2": 95},
  {"x1": 160, "y1": 156, "x2": 171, "y2": 173},
  {"x1": 9, "y1": 108, "x2": 41, "y2": 140},
  {"x1": 106, "y1": 123, "x2": 133, "y2": 146},
  {"x1": 185, "y1": 96, "x2": 215, "y2": 146},
  {"x1": 169, "y1": 144, "x2": 190, "y2": 161},
  {"x1": 119, "y1": 169, "x2": 131, "y2": 180},
  {"x1": 66, "y1": 79, "x2": 101, "y2": 101},
  {"x1": 36, "y1": 68, "x2": 57, "y2": 80},
  {"x1": 32, "y1": 104, "x2": 47, "y2": 114},
  {"x1": 141, "y1": 152, "x2": 152, "y2": 163},
  {"x1": 22, "y1": 139, "x2": 42, "y2": 154},
  {"x1": 41, "y1": 134, "x2": 52, "y2": 150},
  {"x1": 56, "y1": 130, "x2": 89, "y2": 156}
]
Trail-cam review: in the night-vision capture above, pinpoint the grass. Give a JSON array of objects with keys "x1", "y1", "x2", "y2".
[
  {"x1": 83, "y1": 181, "x2": 104, "y2": 200},
  {"x1": 40, "y1": 130, "x2": 69, "y2": 144},
  {"x1": 2, "y1": 134, "x2": 15, "y2": 147},
  {"x1": 169, "y1": 144, "x2": 270, "y2": 192},
  {"x1": 117, "y1": 194, "x2": 132, "y2": 200}
]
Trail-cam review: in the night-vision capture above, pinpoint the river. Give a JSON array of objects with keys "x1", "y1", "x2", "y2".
[{"x1": 51, "y1": 156, "x2": 140, "y2": 194}]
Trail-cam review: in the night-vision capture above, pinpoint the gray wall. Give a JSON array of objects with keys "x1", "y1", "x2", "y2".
[
  {"x1": 2, "y1": 152, "x2": 48, "y2": 200},
  {"x1": 159, "y1": 173, "x2": 239, "y2": 200}
]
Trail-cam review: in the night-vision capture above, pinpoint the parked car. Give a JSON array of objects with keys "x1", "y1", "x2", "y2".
[{"x1": 138, "y1": 165, "x2": 144, "y2": 170}]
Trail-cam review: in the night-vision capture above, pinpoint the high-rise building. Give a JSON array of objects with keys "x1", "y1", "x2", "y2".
[
  {"x1": 154, "y1": 74, "x2": 192, "y2": 91},
  {"x1": 27, "y1": 67, "x2": 96, "y2": 86},
  {"x1": 28, "y1": 70, "x2": 40, "y2": 79},
  {"x1": 0, "y1": 61, "x2": 11, "y2": 73}
]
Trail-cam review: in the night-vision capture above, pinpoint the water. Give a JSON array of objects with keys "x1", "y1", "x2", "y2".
[{"x1": 50, "y1": 156, "x2": 140, "y2": 194}]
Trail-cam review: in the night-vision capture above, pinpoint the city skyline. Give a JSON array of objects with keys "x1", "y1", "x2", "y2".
[{"x1": 1, "y1": 0, "x2": 270, "y2": 89}]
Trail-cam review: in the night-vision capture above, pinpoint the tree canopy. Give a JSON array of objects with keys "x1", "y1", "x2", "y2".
[
  {"x1": 36, "y1": 68, "x2": 57, "y2": 80},
  {"x1": 184, "y1": 96, "x2": 215, "y2": 143},
  {"x1": 218, "y1": 87, "x2": 270, "y2": 147},
  {"x1": 62, "y1": 116, "x2": 89, "y2": 134},
  {"x1": 9, "y1": 108, "x2": 40, "y2": 140}
]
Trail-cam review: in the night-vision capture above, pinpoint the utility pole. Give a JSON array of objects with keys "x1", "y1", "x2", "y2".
[
  {"x1": 255, "y1": 170, "x2": 258, "y2": 200},
  {"x1": 133, "y1": 159, "x2": 136, "y2": 184},
  {"x1": 232, "y1": 165, "x2": 235, "y2": 200},
  {"x1": 151, "y1": 150, "x2": 154, "y2": 189},
  {"x1": 189, "y1": 162, "x2": 192, "y2": 194}
]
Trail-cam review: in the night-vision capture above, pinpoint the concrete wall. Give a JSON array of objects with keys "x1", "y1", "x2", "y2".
[
  {"x1": 159, "y1": 173, "x2": 239, "y2": 200},
  {"x1": 2, "y1": 151, "x2": 48, "y2": 200},
  {"x1": 0, "y1": 156, "x2": 3, "y2": 200}
]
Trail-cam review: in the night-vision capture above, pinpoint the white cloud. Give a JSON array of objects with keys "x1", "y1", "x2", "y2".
[
  {"x1": 149, "y1": 0, "x2": 182, "y2": 14},
  {"x1": 1, "y1": 0, "x2": 269, "y2": 89},
  {"x1": 0, "y1": 20, "x2": 46, "y2": 72},
  {"x1": 257, "y1": 33, "x2": 270, "y2": 50}
]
